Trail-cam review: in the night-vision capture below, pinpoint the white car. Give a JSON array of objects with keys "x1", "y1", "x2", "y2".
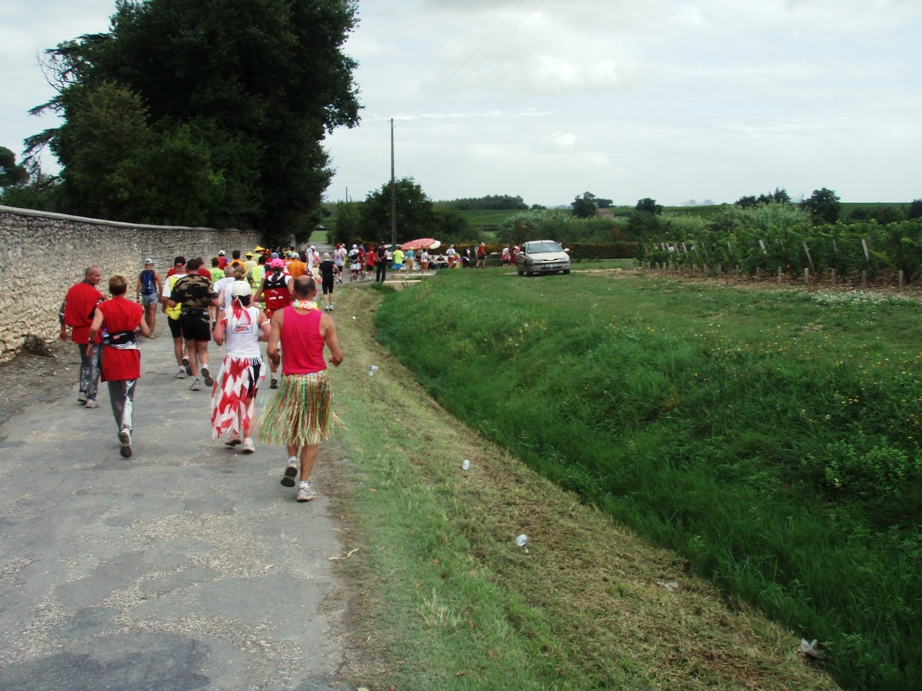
[{"x1": 516, "y1": 240, "x2": 570, "y2": 276}]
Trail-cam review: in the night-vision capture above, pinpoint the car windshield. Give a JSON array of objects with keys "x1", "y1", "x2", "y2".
[{"x1": 527, "y1": 241, "x2": 563, "y2": 254}]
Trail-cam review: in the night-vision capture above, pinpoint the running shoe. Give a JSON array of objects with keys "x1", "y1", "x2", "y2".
[
  {"x1": 119, "y1": 429, "x2": 132, "y2": 458},
  {"x1": 189, "y1": 378, "x2": 201, "y2": 391},
  {"x1": 270, "y1": 377, "x2": 278, "y2": 390},
  {"x1": 77, "y1": 393, "x2": 88, "y2": 403},
  {"x1": 281, "y1": 457, "x2": 298, "y2": 487},
  {"x1": 296, "y1": 482, "x2": 317, "y2": 502},
  {"x1": 84, "y1": 400, "x2": 102, "y2": 409},
  {"x1": 201, "y1": 366, "x2": 214, "y2": 388},
  {"x1": 177, "y1": 367, "x2": 187, "y2": 379},
  {"x1": 182, "y1": 356, "x2": 192, "y2": 376},
  {"x1": 241, "y1": 437, "x2": 255, "y2": 454},
  {"x1": 224, "y1": 437, "x2": 242, "y2": 447}
]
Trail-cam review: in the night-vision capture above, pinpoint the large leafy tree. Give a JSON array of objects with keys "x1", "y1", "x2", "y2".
[
  {"x1": 802, "y1": 187, "x2": 841, "y2": 225},
  {"x1": 362, "y1": 177, "x2": 439, "y2": 244},
  {"x1": 27, "y1": 0, "x2": 360, "y2": 240}
]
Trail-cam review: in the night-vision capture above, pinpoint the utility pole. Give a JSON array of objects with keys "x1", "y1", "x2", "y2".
[{"x1": 390, "y1": 118, "x2": 397, "y2": 248}]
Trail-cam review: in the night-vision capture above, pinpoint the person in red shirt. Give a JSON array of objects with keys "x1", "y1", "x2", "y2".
[
  {"x1": 253, "y1": 258, "x2": 293, "y2": 388},
  {"x1": 86, "y1": 274, "x2": 150, "y2": 457},
  {"x1": 59, "y1": 266, "x2": 105, "y2": 408}
]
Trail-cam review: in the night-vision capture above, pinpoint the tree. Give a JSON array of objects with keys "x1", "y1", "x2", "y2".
[
  {"x1": 571, "y1": 192, "x2": 598, "y2": 219},
  {"x1": 802, "y1": 187, "x2": 841, "y2": 225},
  {"x1": 635, "y1": 198, "x2": 663, "y2": 215},
  {"x1": 909, "y1": 199, "x2": 922, "y2": 220},
  {"x1": 0, "y1": 147, "x2": 28, "y2": 188},
  {"x1": 362, "y1": 177, "x2": 439, "y2": 243},
  {"x1": 329, "y1": 200, "x2": 363, "y2": 246},
  {"x1": 26, "y1": 0, "x2": 360, "y2": 241}
]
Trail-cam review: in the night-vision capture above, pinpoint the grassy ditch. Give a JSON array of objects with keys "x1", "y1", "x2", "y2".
[
  {"x1": 323, "y1": 284, "x2": 835, "y2": 690},
  {"x1": 371, "y1": 270, "x2": 922, "y2": 691}
]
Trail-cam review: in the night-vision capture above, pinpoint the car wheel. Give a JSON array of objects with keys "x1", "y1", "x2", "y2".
[
  {"x1": 517, "y1": 266, "x2": 524, "y2": 276},
  {"x1": 563, "y1": 269, "x2": 570, "y2": 274}
]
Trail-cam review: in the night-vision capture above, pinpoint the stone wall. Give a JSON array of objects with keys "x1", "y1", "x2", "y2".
[{"x1": 0, "y1": 205, "x2": 262, "y2": 363}]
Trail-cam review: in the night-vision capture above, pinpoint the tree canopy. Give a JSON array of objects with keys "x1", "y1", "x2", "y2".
[
  {"x1": 802, "y1": 187, "x2": 841, "y2": 225},
  {"x1": 26, "y1": 0, "x2": 360, "y2": 240}
]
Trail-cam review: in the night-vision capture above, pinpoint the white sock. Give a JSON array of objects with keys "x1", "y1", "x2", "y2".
[
  {"x1": 299, "y1": 480, "x2": 310, "y2": 489},
  {"x1": 288, "y1": 456, "x2": 297, "y2": 464}
]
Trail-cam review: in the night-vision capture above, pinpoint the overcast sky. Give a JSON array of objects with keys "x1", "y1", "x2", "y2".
[{"x1": 3, "y1": 0, "x2": 921, "y2": 207}]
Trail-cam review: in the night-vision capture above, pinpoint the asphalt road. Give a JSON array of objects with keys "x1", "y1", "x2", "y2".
[{"x1": 0, "y1": 324, "x2": 353, "y2": 690}]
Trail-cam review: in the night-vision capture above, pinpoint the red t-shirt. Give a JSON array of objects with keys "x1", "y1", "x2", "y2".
[
  {"x1": 98, "y1": 297, "x2": 143, "y2": 381},
  {"x1": 64, "y1": 281, "x2": 103, "y2": 345}
]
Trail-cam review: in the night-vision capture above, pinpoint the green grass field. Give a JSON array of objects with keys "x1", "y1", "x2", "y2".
[{"x1": 374, "y1": 270, "x2": 922, "y2": 691}]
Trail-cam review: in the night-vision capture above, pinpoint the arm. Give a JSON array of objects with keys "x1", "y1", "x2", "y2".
[
  {"x1": 252, "y1": 278, "x2": 266, "y2": 304},
  {"x1": 267, "y1": 309, "x2": 283, "y2": 365},
  {"x1": 136, "y1": 276, "x2": 142, "y2": 301},
  {"x1": 320, "y1": 315, "x2": 344, "y2": 367},
  {"x1": 258, "y1": 310, "x2": 271, "y2": 341},
  {"x1": 58, "y1": 298, "x2": 68, "y2": 341},
  {"x1": 213, "y1": 311, "x2": 226, "y2": 346},
  {"x1": 138, "y1": 314, "x2": 151, "y2": 337},
  {"x1": 287, "y1": 275, "x2": 295, "y2": 295},
  {"x1": 85, "y1": 309, "x2": 105, "y2": 351}
]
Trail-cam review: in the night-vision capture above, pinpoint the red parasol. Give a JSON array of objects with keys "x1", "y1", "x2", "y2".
[{"x1": 400, "y1": 238, "x2": 438, "y2": 251}]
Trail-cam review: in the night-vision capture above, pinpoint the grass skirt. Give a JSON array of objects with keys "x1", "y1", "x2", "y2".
[{"x1": 255, "y1": 371, "x2": 340, "y2": 447}]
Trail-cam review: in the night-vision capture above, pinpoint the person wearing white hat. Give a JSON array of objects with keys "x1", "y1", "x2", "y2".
[
  {"x1": 136, "y1": 258, "x2": 162, "y2": 337},
  {"x1": 211, "y1": 280, "x2": 270, "y2": 453}
]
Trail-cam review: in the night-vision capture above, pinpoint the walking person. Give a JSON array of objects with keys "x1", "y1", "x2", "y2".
[
  {"x1": 420, "y1": 249, "x2": 429, "y2": 272},
  {"x1": 86, "y1": 274, "x2": 150, "y2": 457},
  {"x1": 211, "y1": 281, "x2": 270, "y2": 453},
  {"x1": 253, "y1": 258, "x2": 293, "y2": 389},
  {"x1": 136, "y1": 258, "x2": 161, "y2": 337},
  {"x1": 256, "y1": 275, "x2": 344, "y2": 502},
  {"x1": 318, "y1": 252, "x2": 337, "y2": 311},
  {"x1": 476, "y1": 242, "x2": 486, "y2": 269},
  {"x1": 375, "y1": 241, "x2": 388, "y2": 283},
  {"x1": 332, "y1": 244, "x2": 346, "y2": 283},
  {"x1": 59, "y1": 266, "x2": 105, "y2": 408},
  {"x1": 167, "y1": 257, "x2": 218, "y2": 391},
  {"x1": 348, "y1": 244, "x2": 360, "y2": 281},
  {"x1": 364, "y1": 244, "x2": 375, "y2": 280},
  {"x1": 161, "y1": 257, "x2": 189, "y2": 379}
]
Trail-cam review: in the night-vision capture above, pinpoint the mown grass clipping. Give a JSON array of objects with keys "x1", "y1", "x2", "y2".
[{"x1": 372, "y1": 268, "x2": 922, "y2": 691}]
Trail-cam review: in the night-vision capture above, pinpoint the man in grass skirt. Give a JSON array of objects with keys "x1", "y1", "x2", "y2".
[{"x1": 256, "y1": 275, "x2": 344, "y2": 502}]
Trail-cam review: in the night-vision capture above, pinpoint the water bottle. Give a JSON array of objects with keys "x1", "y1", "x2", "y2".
[
  {"x1": 369, "y1": 365, "x2": 378, "y2": 377},
  {"x1": 461, "y1": 459, "x2": 470, "y2": 471},
  {"x1": 515, "y1": 534, "x2": 528, "y2": 547}
]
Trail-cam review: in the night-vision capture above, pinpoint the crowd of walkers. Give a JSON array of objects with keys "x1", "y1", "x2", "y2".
[{"x1": 58, "y1": 247, "x2": 343, "y2": 503}]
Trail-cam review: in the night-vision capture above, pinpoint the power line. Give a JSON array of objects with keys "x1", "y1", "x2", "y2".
[
  {"x1": 403, "y1": 0, "x2": 529, "y2": 117},
  {"x1": 402, "y1": 0, "x2": 547, "y2": 121}
]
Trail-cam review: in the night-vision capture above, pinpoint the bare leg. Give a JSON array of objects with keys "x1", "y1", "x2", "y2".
[
  {"x1": 196, "y1": 340, "x2": 209, "y2": 370},
  {"x1": 173, "y1": 336, "x2": 184, "y2": 366},
  {"x1": 145, "y1": 303, "x2": 158, "y2": 334},
  {"x1": 286, "y1": 443, "x2": 318, "y2": 481},
  {"x1": 184, "y1": 340, "x2": 199, "y2": 376}
]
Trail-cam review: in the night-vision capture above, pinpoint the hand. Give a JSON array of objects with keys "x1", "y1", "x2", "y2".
[{"x1": 58, "y1": 328, "x2": 68, "y2": 342}]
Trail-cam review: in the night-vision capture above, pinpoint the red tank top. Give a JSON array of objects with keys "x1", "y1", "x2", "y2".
[{"x1": 280, "y1": 307, "x2": 327, "y2": 375}]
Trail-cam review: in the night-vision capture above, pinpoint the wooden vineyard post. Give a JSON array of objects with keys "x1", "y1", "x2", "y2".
[
  {"x1": 899, "y1": 270, "x2": 904, "y2": 291},
  {"x1": 831, "y1": 268, "x2": 837, "y2": 286},
  {"x1": 777, "y1": 266, "x2": 782, "y2": 284},
  {"x1": 862, "y1": 270, "x2": 868, "y2": 287},
  {"x1": 804, "y1": 268, "x2": 810, "y2": 285}
]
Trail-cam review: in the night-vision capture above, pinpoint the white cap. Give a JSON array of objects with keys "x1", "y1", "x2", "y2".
[
  {"x1": 231, "y1": 281, "x2": 252, "y2": 297},
  {"x1": 218, "y1": 250, "x2": 226, "y2": 255},
  {"x1": 144, "y1": 258, "x2": 154, "y2": 265}
]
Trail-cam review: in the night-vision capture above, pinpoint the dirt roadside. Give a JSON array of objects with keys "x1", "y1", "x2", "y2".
[{"x1": 0, "y1": 338, "x2": 81, "y2": 429}]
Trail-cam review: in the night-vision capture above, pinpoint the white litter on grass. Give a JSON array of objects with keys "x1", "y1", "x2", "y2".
[
  {"x1": 515, "y1": 534, "x2": 528, "y2": 547},
  {"x1": 352, "y1": 316, "x2": 356, "y2": 320},
  {"x1": 369, "y1": 365, "x2": 378, "y2": 377},
  {"x1": 800, "y1": 638, "x2": 824, "y2": 659},
  {"x1": 462, "y1": 459, "x2": 470, "y2": 471},
  {"x1": 657, "y1": 581, "x2": 680, "y2": 592}
]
